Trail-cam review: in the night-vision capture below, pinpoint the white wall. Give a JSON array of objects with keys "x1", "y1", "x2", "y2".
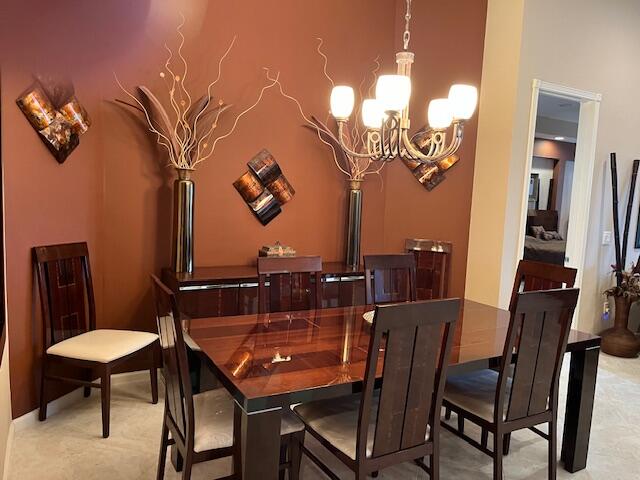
[
  {"x1": 468, "y1": 0, "x2": 640, "y2": 333},
  {"x1": 559, "y1": 161, "x2": 574, "y2": 238}
]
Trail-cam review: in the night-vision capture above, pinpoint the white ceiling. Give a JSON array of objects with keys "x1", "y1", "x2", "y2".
[{"x1": 537, "y1": 93, "x2": 580, "y2": 122}]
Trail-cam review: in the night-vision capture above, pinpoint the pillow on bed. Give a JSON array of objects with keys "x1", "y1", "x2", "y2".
[
  {"x1": 530, "y1": 225, "x2": 546, "y2": 239},
  {"x1": 543, "y1": 230, "x2": 563, "y2": 241}
]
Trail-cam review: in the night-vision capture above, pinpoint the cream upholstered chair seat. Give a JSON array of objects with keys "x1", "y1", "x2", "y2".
[
  {"x1": 293, "y1": 391, "x2": 430, "y2": 460},
  {"x1": 46, "y1": 329, "x2": 158, "y2": 363},
  {"x1": 192, "y1": 388, "x2": 304, "y2": 453},
  {"x1": 444, "y1": 369, "x2": 513, "y2": 422}
]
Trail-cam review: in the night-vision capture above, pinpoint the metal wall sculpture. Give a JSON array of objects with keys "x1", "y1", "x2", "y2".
[
  {"x1": 234, "y1": 149, "x2": 295, "y2": 226},
  {"x1": 16, "y1": 77, "x2": 90, "y2": 163}
]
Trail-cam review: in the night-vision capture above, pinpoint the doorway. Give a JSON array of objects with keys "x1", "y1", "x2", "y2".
[{"x1": 516, "y1": 80, "x2": 601, "y2": 301}]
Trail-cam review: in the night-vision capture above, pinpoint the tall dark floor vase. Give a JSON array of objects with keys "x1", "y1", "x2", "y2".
[
  {"x1": 345, "y1": 180, "x2": 363, "y2": 267},
  {"x1": 172, "y1": 168, "x2": 194, "y2": 274},
  {"x1": 601, "y1": 295, "x2": 640, "y2": 357}
]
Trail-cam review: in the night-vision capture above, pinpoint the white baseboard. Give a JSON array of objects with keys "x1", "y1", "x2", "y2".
[{"x1": 12, "y1": 370, "x2": 153, "y2": 433}]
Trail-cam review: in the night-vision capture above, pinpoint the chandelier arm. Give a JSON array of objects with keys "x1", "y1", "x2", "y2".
[
  {"x1": 380, "y1": 116, "x2": 391, "y2": 159},
  {"x1": 399, "y1": 129, "x2": 448, "y2": 164},
  {"x1": 336, "y1": 121, "x2": 377, "y2": 159}
]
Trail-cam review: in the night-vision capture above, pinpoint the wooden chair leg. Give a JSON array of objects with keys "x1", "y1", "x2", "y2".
[
  {"x1": 150, "y1": 343, "x2": 159, "y2": 404},
  {"x1": 503, "y1": 433, "x2": 511, "y2": 455},
  {"x1": 444, "y1": 407, "x2": 451, "y2": 420},
  {"x1": 181, "y1": 451, "x2": 193, "y2": 480},
  {"x1": 279, "y1": 444, "x2": 286, "y2": 480},
  {"x1": 39, "y1": 363, "x2": 48, "y2": 421},
  {"x1": 493, "y1": 432, "x2": 504, "y2": 480},
  {"x1": 481, "y1": 429, "x2": 488, "y2": 449},
  {"x1": 156, "y1": 414, "x2": 169, "y2": 480},
  {"x1": 457, "y1": 415, "x2": 465, "y2": 435},
  {"x1": 431, "y1": 450, "x2": 440, "y2": 480},
  {"x1": 84, "y1": 368, "x2": 92, "y2": 398},
  {"x1": 549, "y1": 420, "x2": 557, "y2": 480},
  {"x1": 289, "y1": 432, "x2": 303, "y2": 480},
  {"x1": 100, "y1": 366, "x2": 111, "y2": 438}
]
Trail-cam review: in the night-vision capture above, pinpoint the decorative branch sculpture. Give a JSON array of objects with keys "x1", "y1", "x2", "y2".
[
  {"x1": 114, "y1": 14, "x2": 278, "y2": 172},
  {"x1": 263, "y1": 38, "x2": 384, "y2": 182}
]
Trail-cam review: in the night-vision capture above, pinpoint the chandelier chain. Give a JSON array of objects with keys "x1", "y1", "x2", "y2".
[{"x1": 403, "y1": 0, "x2": 412, "y2": 50}]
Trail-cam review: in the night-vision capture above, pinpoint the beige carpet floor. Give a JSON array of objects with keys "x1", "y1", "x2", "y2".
[{"x1": 6, "y1": 353, "x2": 639, "y2": 479}]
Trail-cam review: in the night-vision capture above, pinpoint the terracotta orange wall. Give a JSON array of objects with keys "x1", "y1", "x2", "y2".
[
  {"x1": 383, "y1": 0, "x2": 487, "y2": 296},
  {"x1": 1, "y1": 0, "x2": 487, "y2": 417}
]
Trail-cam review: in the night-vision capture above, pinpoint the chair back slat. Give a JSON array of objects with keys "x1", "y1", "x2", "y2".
[
  {"x1": 151, "y1": 275, "x2": 193, "y2": 442},
  {"x1": 400, "y1": 323, "x2": 441, "y2": 449},
  {"x1": 500, "y1": 288, "x2": 578, "y2": 422},
  {"x1": 33, "y1": 242, "x2": 95, "y2": 348},
  {"x1": 405, "y1": 239, "x2": 452, "y2": 300},
  {"x1": 364, "y1": 254, "x2": 417, "y2": 305},
  {"x1": 510, "y1": 260, "x2": 577, "y2": 311},
  {"x1": 358, "y1": 298, "x2": 459, "y2": 460},
  {"x1": 257, "y1": 256, "x2": 322, "y2": 313}
]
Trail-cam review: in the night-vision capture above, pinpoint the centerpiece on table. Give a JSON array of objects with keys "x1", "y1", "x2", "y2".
[{"x1": 115, "y1": 16, "x2": 279, "y2": 273}]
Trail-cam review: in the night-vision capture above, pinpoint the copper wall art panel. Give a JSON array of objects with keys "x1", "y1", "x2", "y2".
[
  {"x1": 234, "y1": 149, "x2": 295, "y2": 225},
  {"x1": 16, "y1": 78, "x2": 90, "y2": 163},
  {"x1": 402, "y1": 154, "x2": 459, "y2": 191}
]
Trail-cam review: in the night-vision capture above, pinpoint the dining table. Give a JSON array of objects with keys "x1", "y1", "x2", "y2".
[{"x1": 187, "y1": 299, "x2": 601, "y2": 480}]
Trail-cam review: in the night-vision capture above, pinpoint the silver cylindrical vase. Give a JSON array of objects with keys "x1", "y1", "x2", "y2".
[
  {"x1": 172, "y1": 169, "x2": 195, "y2": 273},
  {"x1": 345, "y1": 180, "x2": 363, "y2": 267}
]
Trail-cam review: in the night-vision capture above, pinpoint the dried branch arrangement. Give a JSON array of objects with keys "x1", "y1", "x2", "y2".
[
  {"x1": 265, "y1": 38, "x2": 385, "y2": 182},
  {"x1": 115, "y1": 15, "x2": 278, "y2": 171}
]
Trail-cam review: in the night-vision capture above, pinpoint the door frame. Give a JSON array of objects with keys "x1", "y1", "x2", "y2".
[{"x1": 515, "y1": 79, "x2": 601, "y2": 323}]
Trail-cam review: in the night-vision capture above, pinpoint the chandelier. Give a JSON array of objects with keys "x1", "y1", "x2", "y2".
[{"x1": 328, "y1": 0, "x2": 478, "y2": 165}]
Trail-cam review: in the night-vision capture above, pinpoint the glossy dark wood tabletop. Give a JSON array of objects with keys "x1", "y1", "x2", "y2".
[{"x1": 188, "y1": 300, "x2": 600, "y2": 412}]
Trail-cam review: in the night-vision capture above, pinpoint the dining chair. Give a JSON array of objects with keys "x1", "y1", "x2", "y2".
[
  {"x1": 34, "y1": 242, "x2": 159, "y2": 438},
  {"x1": 509, "y1": 259, "x2": 577, "y2": 311},
  {"x1": 293, "y1": 298, "x2": 460, "y2": 479},
  {"x1": 363, "y1": 253, "x2": 417, "y2": 304},
  {"x1": 151, "y1": 275, "x2": 305, "y2": 480},
  {"x1": 405, "y1": 239, "x2": 452, "y2": 300},
  {"x1": 442, "y1": 288, "x2": 580, "y2": 480},
  {"x1": 257, "y1": 255, "x2": 323, "y2": 313},
  {"x1": 444, "y1": 259, "x2": 578, "y2": 442}
]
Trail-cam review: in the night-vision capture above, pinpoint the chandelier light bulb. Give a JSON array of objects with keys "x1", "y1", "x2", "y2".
[
  {"x1": 375, "y1": 75, "x2": 411, "y2": 112},
  {"x1": 427, "y1": 98, "x2": 453, "y2": 130},
  {"x1": 330, "y1": 86, "x2": 355, "y2": 120},
  {"x1": 448, "y1": 84, "x2": 478, "y2": 120},
  {"x1": 361, "y1": 99, "x2": 386, "y2": 129}
]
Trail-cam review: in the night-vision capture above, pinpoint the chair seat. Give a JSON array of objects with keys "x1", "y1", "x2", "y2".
[
  {"x1": 293, "y1": 392, "x2": 430, "y2": 461},
  {"x1": 444, "y1": 369, "x2": 512, "y2": 423},
  {"x1": 46, "y1": 329, "x2": 158, "y2": 363},
  {"x1": 193, "y1": 388, "x2": 304, "y2": 454}
]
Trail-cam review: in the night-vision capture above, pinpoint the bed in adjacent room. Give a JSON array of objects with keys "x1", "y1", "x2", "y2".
[{"x1": 523, "y1": 209, "x2": 566, "y2": 265}]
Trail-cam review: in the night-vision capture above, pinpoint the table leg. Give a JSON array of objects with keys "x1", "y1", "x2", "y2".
[
  {"x1": 561, "y1": 346, "x2": 600, "y2": 472},
  {"x1": 233, "y1": 402, "x2": 282, "y2": 480}
]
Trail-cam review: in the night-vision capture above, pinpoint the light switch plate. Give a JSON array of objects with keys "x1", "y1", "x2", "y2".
[{"x1": 602, "y1": 231, "x2": 612, "y2": 245}]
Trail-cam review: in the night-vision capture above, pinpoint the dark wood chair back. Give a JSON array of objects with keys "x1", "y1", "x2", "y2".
[
  {"x1": 405, "y1": 239, "x2": 452, "y2": 300},
  {"x1": 33, "y1": 242, "x2": 96, "y2": 349},
  {"x1": 151, "y1": 274, "x2": 194, "y2": 444},
  {"x1": 510, "y1": 259, "x2": 577, "y2": 311},
  {"x1": 498, "y1": 288, "x2": 579, "y2": 423},
  {"x1": 359, "y1": 298, "x2": 459, "y2": 460},
  {"x1": 257, "y1": 256, "x2": 323, "y2": 313},
  {"x1": 364, "y1": 254, "x2": 417, "y2": 305}
]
